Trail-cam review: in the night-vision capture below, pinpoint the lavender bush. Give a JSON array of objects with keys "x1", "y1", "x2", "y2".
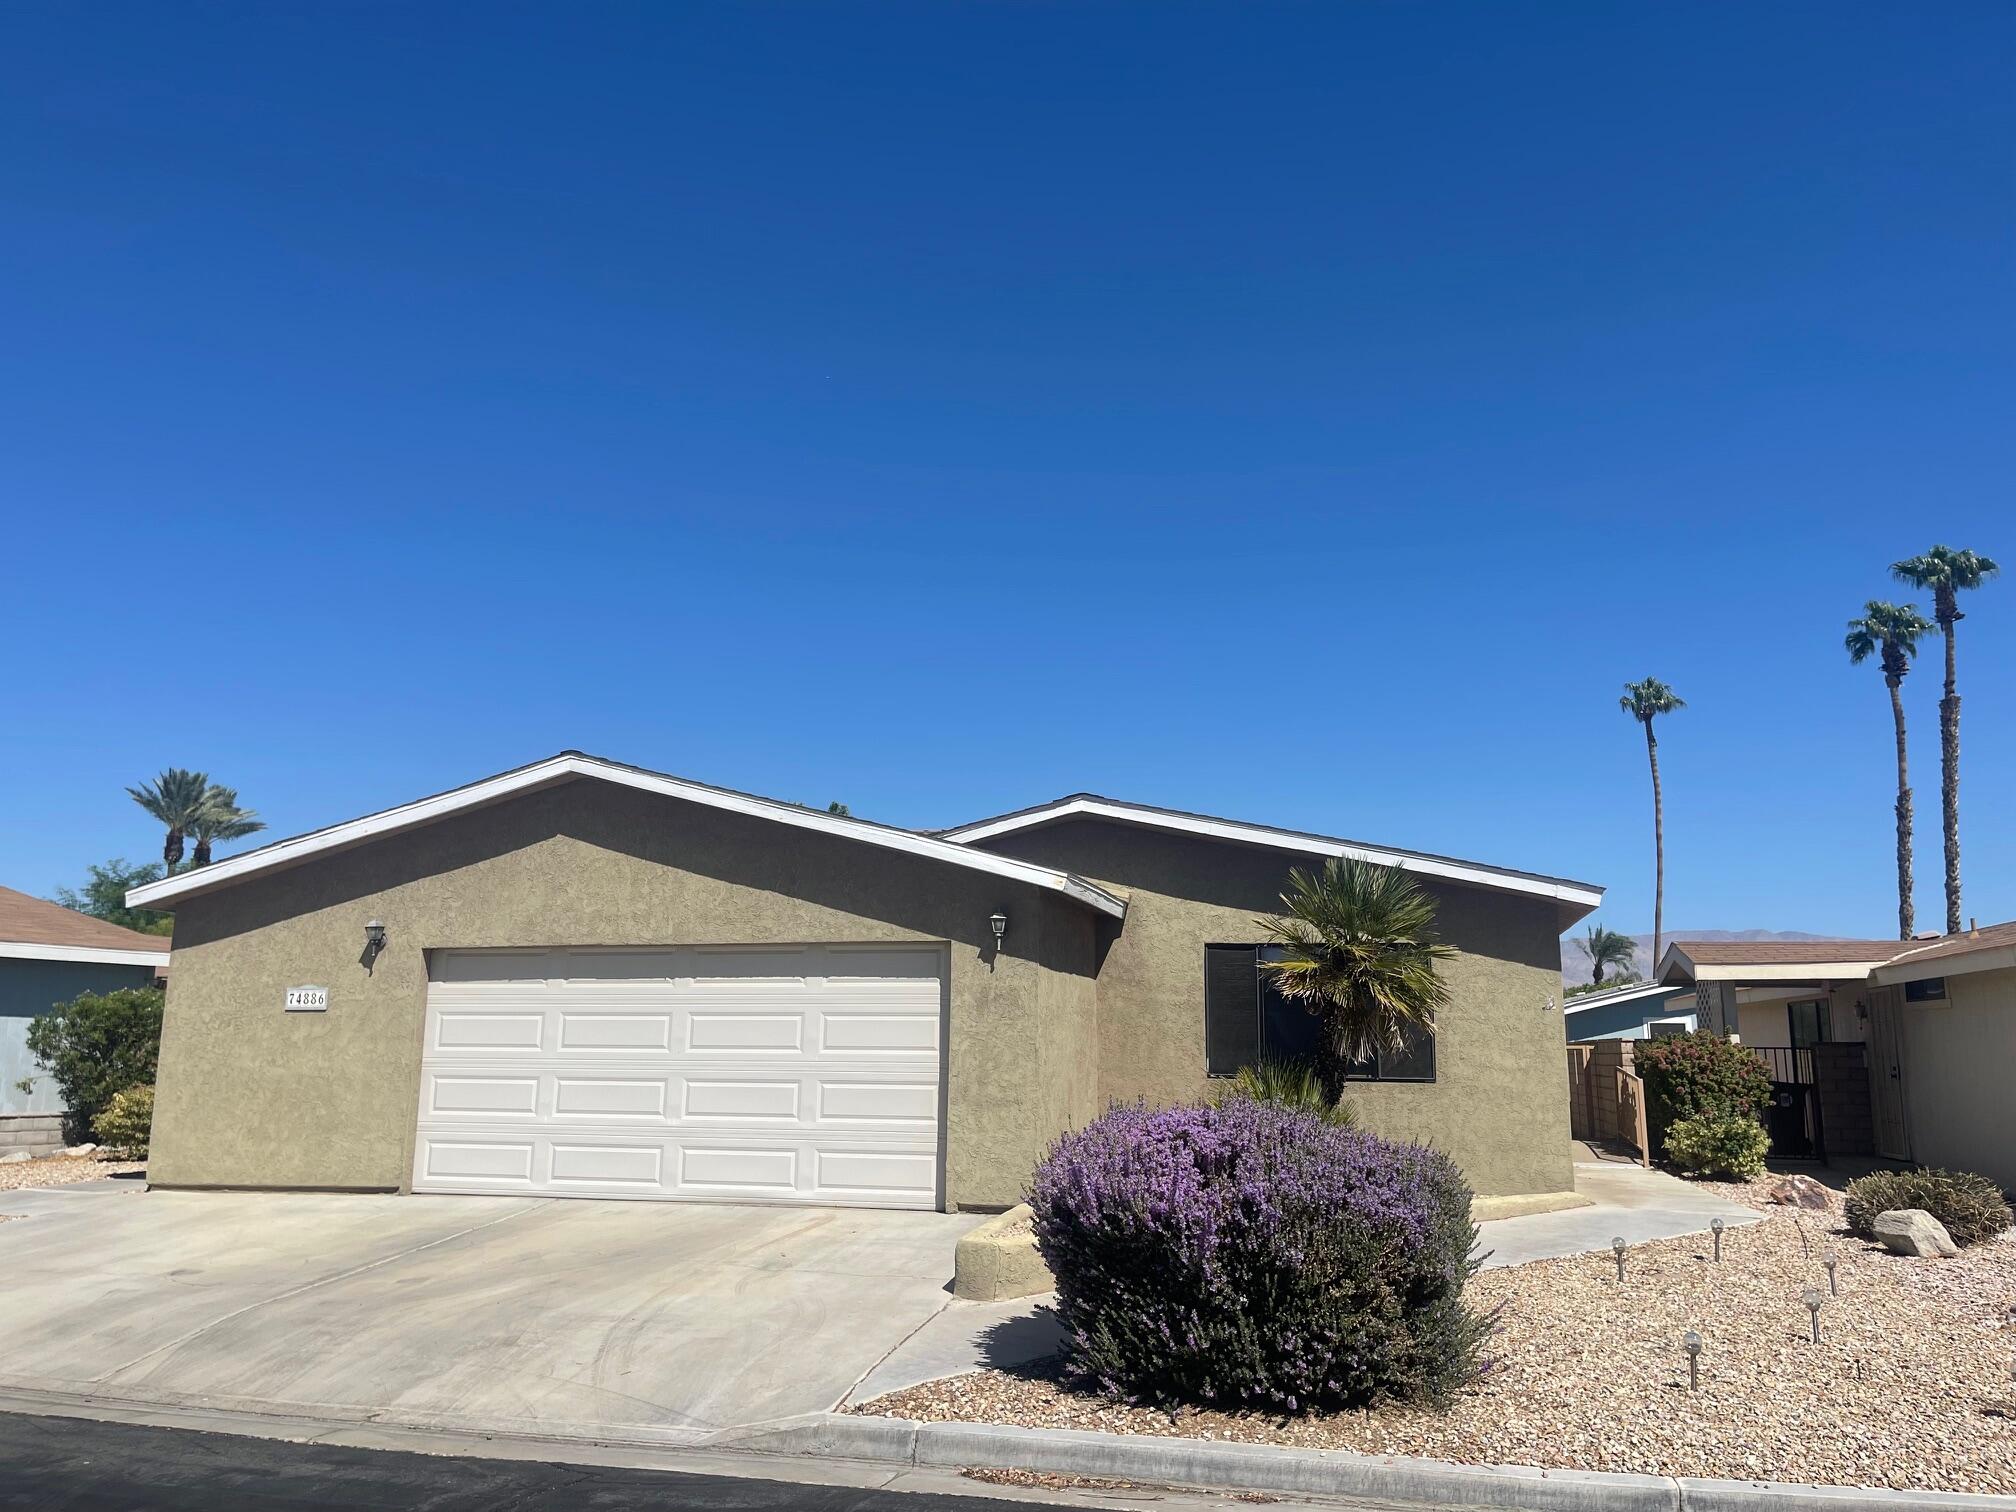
[{"x1": 1028, "y1": 1097, "x2": 1488, "y2": 1412}]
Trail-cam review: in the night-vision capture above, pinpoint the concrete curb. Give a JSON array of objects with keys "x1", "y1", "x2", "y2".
[{"x1": 713, "y1": 1413, "x2": 2016, "y2": 1512}]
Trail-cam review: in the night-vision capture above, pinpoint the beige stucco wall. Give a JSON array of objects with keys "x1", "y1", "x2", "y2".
[
  {"x1": 1898, "y1": 965, "x2": 2016, "y2": 1189},
  {"x1": 971, "y1": 819, "x2": 1574, "y2": 1197},
  {"x1": 1735, "y1": 981, "x2": 1871, "y2": 1050},
  {"x1": 150, "y1": 777, "x2": 1101, "y2": 1209}
]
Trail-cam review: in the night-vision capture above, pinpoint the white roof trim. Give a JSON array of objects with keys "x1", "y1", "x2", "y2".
[
  {"x1": 942, "y1": 798, "x2": 1604, "y2": 911},
  {"x1": 0, "y1": 940, "x2": 169, "y2": 968},
  {"x1": 1874, "y1": 942, "x2": 2016, "y2": 985},
  {"x1": 1658, "y1": 942, "x2": 1890, "y2": 985},
  {"x1": 1563, "y1": 980, "x2": 1685, "y2": 1014},
  {"x1": 125, "y1": 755, "x2": 1127, "y2": 918}
]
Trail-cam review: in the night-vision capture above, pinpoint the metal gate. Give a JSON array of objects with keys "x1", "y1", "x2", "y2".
[{"x1": 1754, "y1": 1046, "x2": 1825, "y2": 1162}]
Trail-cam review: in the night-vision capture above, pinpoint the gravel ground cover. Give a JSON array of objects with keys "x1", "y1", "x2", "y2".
[
  {"x1": 0, "y1": 1155, "x2": 144, "y2": 1198},
  {"x1": 859, "y1": 1183, "x2": 2016, "y2": 1495}
]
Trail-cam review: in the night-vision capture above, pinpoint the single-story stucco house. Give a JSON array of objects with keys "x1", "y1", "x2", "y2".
[
  {"x1": 1661, "y1": 925, "x2": 2016, "y2": 1189},
  {"x1": 0, "y1": 884, "x2": 170, "y2": 1155},
  {"x1": 128, "y1": 753, "x2": 1603, "y2": 1210}
]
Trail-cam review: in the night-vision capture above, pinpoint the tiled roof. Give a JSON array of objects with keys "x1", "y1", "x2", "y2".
[
  {"x1": 1884, "y1": 919, "x2": 2016, "y2": 966},
  {"x1": 0, "y1": 884, "x2": 170, "y2": 952},
  {"x1": 1668, "y1": 938, "x2": 1903, "y2": 966}
]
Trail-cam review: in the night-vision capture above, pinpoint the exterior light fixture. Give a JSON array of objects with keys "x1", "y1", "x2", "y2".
[
  {"x1": 1682, "y1": 1331, "x2": 1701, "y2": 1392},
  {"x1": 1823, "y1": 1250, "x2": 1839, "y2": 1296},
  {"x1": 363, "y1": 919, "x2": 388, "y2": 964},
  {"x1": 1612, "y1": 1236, "x2": 1627, "y2": 1283},
  {"x1": 1710, "y1": 1217, "x2": 1724, "y2": 1263},
  {"x1": 988, "y1": 912, "x2": 1007, "y2": 952},
  {"x1": 1803, "y1": 1287, "x2": 1824, "y2": 1344}
]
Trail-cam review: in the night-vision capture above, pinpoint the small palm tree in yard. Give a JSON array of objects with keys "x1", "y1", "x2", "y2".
[
  {"x1": 1890, "y1": 545, "x2": 1999, "y2": 934},
  {"x1": 1845, "y1": 600, "x2": 1935, "y2": 940},
  {"x1": 126, "y1": 769, "x2": 214, "y2": 875},
  {"x1": 1580, "y1": 923, "x2": 1639, "y2": 988},
  {"x1": 1256, "y1": 857, "x2": 1452, "y2": 1082},
  {"x1": 1620, "y1": 678, "x2": 1684, "y2": 971},
  {"x1": 188, "y1": 785, "x2": 266, "y2": 868}
]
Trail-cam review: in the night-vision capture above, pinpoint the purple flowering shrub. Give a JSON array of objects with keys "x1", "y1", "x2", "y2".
[{"x1": 1028, "y1": 1098, "x2": 1488, "y2": 1412}]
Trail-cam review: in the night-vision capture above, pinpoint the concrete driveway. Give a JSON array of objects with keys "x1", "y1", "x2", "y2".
[{"x1": 0, "y1": 1181, "x2": 982, "y2": 1443}]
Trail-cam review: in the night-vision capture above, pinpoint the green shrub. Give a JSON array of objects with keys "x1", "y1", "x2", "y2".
[
  {"x1": 1218, "y1": 1059, "x2": 1356, "y2": 1126},
  {"x1": 92, "y1": 1084, "x2": 154, "y2": 1159},
  {"x1": 1844, "y1": 1167, "x2": 2013, "y2": 1248},
  {"x1": 1662, "y1": 1113, "x2": 1769, "y2": 1179},
  {"x1": 1632, "y1": 1030, "x2": 1773, "y2": 1120},
  {"x1": 21, "y1": 986, "x2": 163, "y2": 1145}
]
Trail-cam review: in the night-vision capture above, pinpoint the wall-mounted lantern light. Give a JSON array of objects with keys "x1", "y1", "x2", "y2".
[
  {"x1": 988, "y1": 912, "x2": 1007, "y2": 953},
  {"x1": 363, "y1": 919, "x2": 388, "y2": 965}
]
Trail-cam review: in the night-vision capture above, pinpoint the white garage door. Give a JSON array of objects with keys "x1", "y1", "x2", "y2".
[{"x1": 412, "y1": 945, "x2": 945, "y2": 1209}]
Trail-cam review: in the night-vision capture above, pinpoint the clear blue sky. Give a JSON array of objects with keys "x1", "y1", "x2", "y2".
[{"x1": 3, "y1": 3, "x2": 2010, "y2": 939}]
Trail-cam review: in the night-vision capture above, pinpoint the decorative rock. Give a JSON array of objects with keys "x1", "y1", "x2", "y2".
[
  {"x1": 61, "y1": 1143, "x2": 97, "y2": 1157},
  {"x1": 1767, "y1": 1174, "x2": 1832, "y2": 1211},
  {"x1": 1872, "y1": 1208, "x2": 1959, "y2": 1258},
  {"x1": 0, "y1": 1151, "x2": 30, "y2": 1164}
]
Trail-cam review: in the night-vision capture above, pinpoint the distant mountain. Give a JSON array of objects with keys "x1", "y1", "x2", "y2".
[{"x1": 1560, "y1": 929, "x2": 1838, "y2": 988}]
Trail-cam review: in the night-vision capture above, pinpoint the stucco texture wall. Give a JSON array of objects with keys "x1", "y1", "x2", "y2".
[
  {"x1": 972, "y1": 818, "x2": 1574, "y2": 1197},
  {"x1": 1900, "y1": 966, "x2": 2016, "y2": 1190},
  {"x1": 150, "y1": 777, "x2": 1100, "y2": 1209}
]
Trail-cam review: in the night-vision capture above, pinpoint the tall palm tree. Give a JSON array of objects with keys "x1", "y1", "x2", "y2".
[
  {"x1": 126, "y1": 768, "x2": 213, "y2": 875},
  {"x1": 1255, "y1": 857, "x2": 1453, "y2": 1076},
  {"x1": 1619, "y1": 679, "x2": 1685, "y2": 973},
  {"x1": 1890, "y1": 545, "x2": 2000, "y2": 934},
  {"x1": 1845, "y1": 601, "x2": 1935, "y2": 940},
  {"x1": 1580, "y1": 923, "x2": 1639, "y2": 987},
  {"x1": 188, "y1": 785, "x2": 267, "y2": 868}
]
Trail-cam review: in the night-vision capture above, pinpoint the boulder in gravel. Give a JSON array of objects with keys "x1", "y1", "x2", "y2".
[
  {"x1": 0, "y1": 1151, "x2": 29, "y2": 1165},
  {"x1": 1766, "y1": 1174, "x2": 1832, "y2": 1211},
  {"x1": 60, "y1": 1143, "x2": 97, "y2": 1157},
  {"x1": 1872, "y1": 1208, "x2": 1959, "y2": 1258}
]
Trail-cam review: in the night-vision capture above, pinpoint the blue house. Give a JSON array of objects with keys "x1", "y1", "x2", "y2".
[
  {"x1": 0, "y1": 884, "x2": 169, "y2": 1152},
  {"x1": 1563, "y1": 978, "x2": 1697, "y2": 1042}
]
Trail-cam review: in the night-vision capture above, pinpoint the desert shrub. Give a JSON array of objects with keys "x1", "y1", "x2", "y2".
[
  {"x1": 1028, "y1": 1098, "x2": 1487, "y2": 1412},
  {"x1": 1632, "y1": 1030, "x2": 1773, "y2": 1121},
  {"x1": 1217, "y1": 1059, "x2": 1356, "y2": 1126},
  {"x1": 91, "y1": 1083, "x2": 155, "y2": 1159},
  {"x1": 1662, "y1": 1112, "x2": 1769, "y2": 1179},
  {"x1": 21, "y1": 986, "x2": 163, "y2": 1144},
  {"x1": 1844, "y1": 1167, "x2": 2013, "y2": 1248}
]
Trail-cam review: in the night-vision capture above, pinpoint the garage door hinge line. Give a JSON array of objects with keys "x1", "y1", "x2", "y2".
[{"x1": 90, "y1": 1203, "x2": 542, "y2": 1385}]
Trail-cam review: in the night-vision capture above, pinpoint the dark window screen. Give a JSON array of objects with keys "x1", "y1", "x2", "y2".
[{"x1": 1205, "y1": 944, "x2": 1261, "y2": 1076}]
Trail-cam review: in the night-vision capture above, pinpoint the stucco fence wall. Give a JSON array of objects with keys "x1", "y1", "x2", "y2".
[
  {"x1": 974, "y1": 819, "x2": 1575, "y2": 1198},
  {"x1": 150, "y1": 778, "x2": 1102, "y2": 1210}
]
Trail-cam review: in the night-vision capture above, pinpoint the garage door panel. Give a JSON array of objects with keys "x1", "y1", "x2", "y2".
[
  {"x1": 559, "y1": 1014, "x2": 673, "y2": 1051},
  {"x1": 416, "y1": 946, "x2": 944, "y2": 1209},
  {"x1": 552, "y1": 1076, "x2": 669, "y2": 1118}
]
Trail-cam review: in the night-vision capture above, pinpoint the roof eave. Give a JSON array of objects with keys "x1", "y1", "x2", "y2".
[
  {"x1": 126, "y1": 755, "x2": 1127, "y2": 920},
  {"x1": 945, "y1": 796, "x2": 1603, "y2": 922}
]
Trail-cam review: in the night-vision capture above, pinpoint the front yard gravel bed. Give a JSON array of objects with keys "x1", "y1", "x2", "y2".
[
  {"x1": 858, "y1": 1185, "x2": 2016, "y2": 1495},
  {"x1": 0, "y1": 1155, "x2": 144, "y2": 1194}
]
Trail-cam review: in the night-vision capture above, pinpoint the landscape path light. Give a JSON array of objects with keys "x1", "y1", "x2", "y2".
[
  {"x1": 1682, "y1": 1331, "x2": 1701, "y2": 1392},
  {"x1": 1711, "y1": 1217, "x2": 1724, "y2": 1263},
  {"x1": 1612, "y1": 1236, "x2": 1627, "y2": 1283},
  {"x1": 1803, "y1": 1286, "x2": 1824, "y2": 1344},
  {"x1": 1823, "y1": 1250, "x2": 1839, "y2": 1296}
]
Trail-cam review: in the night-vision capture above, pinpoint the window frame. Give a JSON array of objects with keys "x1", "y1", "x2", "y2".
[{"x1": 1202, "y1": 943, "x2": 1437, "y2": 1083}]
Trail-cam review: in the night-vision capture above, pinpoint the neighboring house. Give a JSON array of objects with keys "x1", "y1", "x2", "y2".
[
  {"x1": 1562, "y1": 979, "x2": 1697, "y2": 1042},
  {"x1": 0, "y1": 885, "x2": 170, "y2": 1152},
  {"x1": 128, "y1": 752, "x2": 1603, "y2": 1210},
  {"x1": 1661, "y1": 928, "x2": 2016, "y2": 1187}
]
